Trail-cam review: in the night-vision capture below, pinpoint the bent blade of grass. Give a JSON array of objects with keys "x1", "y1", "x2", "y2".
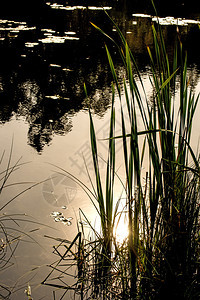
[
  {"x1": 106, "y1": 84, "x2": 115, "y2": 231},
  {"x1": 89, "y1": 110, "x2": 106, "y2": 231},
  {"x1": 0, "y1": 178, "x2": 52, "y2": 211}
]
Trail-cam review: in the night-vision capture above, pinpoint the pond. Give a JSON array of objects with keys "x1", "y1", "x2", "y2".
[{"x1": 0, "y1": 1, "x2": 200, "y2": 299}]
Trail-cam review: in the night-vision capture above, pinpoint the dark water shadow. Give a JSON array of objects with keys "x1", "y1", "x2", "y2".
[{"x1": 0, "y1": 1, "x2": 199, "y2": 153}]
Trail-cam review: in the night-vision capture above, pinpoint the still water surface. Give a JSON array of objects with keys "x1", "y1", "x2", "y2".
[{"x1": 0, "y1": 2, "x2": 200, "y2": 299}]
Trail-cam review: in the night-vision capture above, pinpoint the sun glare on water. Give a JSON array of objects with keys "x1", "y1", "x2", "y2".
[
  {"x1": 114, "y1": 215, "x2": 129, "y2": 245},
  {"x1": 91, "y1": 212, "x2": 129, "y2": 245}
]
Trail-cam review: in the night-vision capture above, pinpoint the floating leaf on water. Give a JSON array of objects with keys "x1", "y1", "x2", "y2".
[
  {"x1": 50, "y1": 5, "x2": 87, "y2": 10},
  {"x1": 62, "y1": 220, "x2": 72, "y2": 226},
  {"x1": 132, "y1": 13, "x2": 152, "y2": 18},
  {"x1": 50, "y1": 3, "x2": 64, "y2": 9},
  {"x1": 25, "y1": 26, "x2": 36, "y2": 31},
  {"x1": 186, "y1": 19, "x2": 200, "y2": 24},
  {"x1": 50, "y1": 211, "x2": 72, "y2": 225},
  {"x1": 49, "y1": 64, "x2": 61, "y2": 68},
  {"x1": 13, "y1": 25, "x2": 36, "y2": 31},
  {"x1": 1, "y1": 27, "x2": 13, "y2": 31},
  {"x1": 0, "y1": 20, "x2": 36, "y2": 34},
  {"x1": 39, "y1": 36, "x2": 66, "y2": 43},
  {"x1": 64, "y1": 36, "x2": 79, "y2": 40},
  {"x1": 64, "y1": 31, "x2": 76, "y2": 35},
  {"x1": 0, "y1": 20, "x2": 8, "y2": 24},
  {"x1": 58, "y1": 6, "x2": 76, "y2": 10},
  {"x1": 39, "y1": 31, "x2": 79, "y2": 44},
  {"x1": 61, "y1": 205, "x2": 68, "y2": 209},
  {"x1": 25, "y1": 42, "x2": 39, "y2": 47},
  {"x1": 44, "y1": 33, "x2": 52, "y2": 36},
  {"x1": 50, "y1": 211, "x2": 63, "y2": 217},
  {"x1": 41, "y1": 28, "x2": 56, "y2": 33},
  {"x1": 88, "y1": 6, "x2": 112, "y2": 10},
  {"x1": 76, "y1": 6, "x2": 87, "y2": 9},
  {"x1": 45, "y1": 94, "x2": 69, "y2": 100},
  {"x1": 62, "y1": 217, "x2": 73, "y2": 226},
  {"x1": 45, "y1": 95, "x2": 60, "y2": 100},
  {"x1": 54, "y1": 216, "x2": 66, "y2": 222},
  {"x1": 151, "y1": 16, "x2": 200, "y2": 26},
  {"x1": 62, "y1": 68, "x2": 73, "y2": 72},
  {"x1": 17, "y1": 21, "x2": 27, "y2": 25},
  {"x1": 102, "y1": 6, "x2": 112, "y2": 10}
]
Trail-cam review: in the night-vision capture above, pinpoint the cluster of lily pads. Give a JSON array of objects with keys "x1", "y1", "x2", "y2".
[
  {"x1": 50, "y1": 211, "x2": 73, "y2": 226},
  {"x1": 132, "y1": 13, "x2": 200, "y2": 26},
  {"x1": 46, "y1": 2, "x2": 112, "y2": 11},
  {"x1": 0, "y1": 19, "x2": 36, "y2": 41},
  {"x1": 0, "y1": 18, "x2": 79, "y2": 47}
]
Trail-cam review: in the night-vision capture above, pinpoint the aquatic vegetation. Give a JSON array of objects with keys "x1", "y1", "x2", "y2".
[
  {"x1": 132, "y1": 13, "x2": 152, "y2": 18},
  {"x1": 88, "y1": 6, "x2": 112, "y2": 10},
  {"x1": 132, "y1": 13, "x2": 200, "y2": 26},
  {"x1": 38, "y1": 35, "x2": 79, "y2": 44},
  {"x1": 25, "y1": 42, "x2": 39, "y2": 48},
  {"x1": 41, "y1": 28, "x2": 56, "y2": 33},
  {"x1": 46, "y1": 2, "x2": 112, "y2": 11},
  {"x1": 152, "y1": 16, "x2": 200, "y2": 26},
  {"x1": 0, "y1": 18, "x2": 79, "y2": 49},
  {"x1": 44, "y1": 8, "x2": 200, "y2": 299},
  {"x1": 0, "y1": 19, "x2": 36, "y2": 34},
  {"x1": 50, "y1": 211, "x2": 73, "y2": 225}
]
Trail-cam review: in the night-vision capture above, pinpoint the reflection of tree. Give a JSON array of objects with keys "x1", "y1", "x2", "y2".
[
  {"x1": 0, "y1": 45, "x2": 114, "y2": 152},
  {"x1": 28, "y1": 114, "x2": 73, "y2": 153},
  {"x1": 0, "y1": 3, "x2": 200, "y2": 152},
  {"x1": 18, "y1": 80, "x2": 75, "y2": 152},
  {"x1": 111, "y1": 9, "x2": 200, "y2": 67},
  {"x1": 0, "y1": 73, "x2": 19, "y2": 123}
]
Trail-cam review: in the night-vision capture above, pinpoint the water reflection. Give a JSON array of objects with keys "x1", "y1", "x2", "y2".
[
  {"x1": 0, "y1": 2, "x2": 200, "y2": 153},
  {"x1": 0, "y1": 3, "x2": 200, "y2": 299}
]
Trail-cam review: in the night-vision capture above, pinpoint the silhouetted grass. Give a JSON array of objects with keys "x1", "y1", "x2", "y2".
[
  {"x1": 43, "y1": 9, "x2": 200, "y2": 300},
  {"x1": 0, "y1": 143, "x2": 50, "y2": 299}
]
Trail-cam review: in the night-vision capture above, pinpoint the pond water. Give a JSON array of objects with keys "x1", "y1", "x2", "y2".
[{"x1": 0, "y1": 1, "x2": 200, "y2": 299}]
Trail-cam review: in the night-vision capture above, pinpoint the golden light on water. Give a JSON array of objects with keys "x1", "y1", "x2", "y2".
[
  {"x1": 114, "y1": 214, "x2": 129, "y2": 244},
  {"x1": 91, "y1": 213, "x2": 129, "y2": 245}
]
